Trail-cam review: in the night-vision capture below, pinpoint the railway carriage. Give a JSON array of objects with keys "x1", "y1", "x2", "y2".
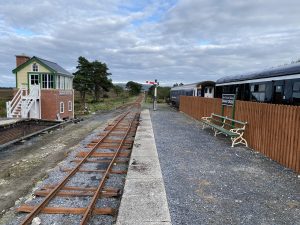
[
  {"x1": 170, "y1": 81, "x2": 215, "y2": 107},
  {"x1": 216, "y1": 63, "x2": 300, "y2": 105}
]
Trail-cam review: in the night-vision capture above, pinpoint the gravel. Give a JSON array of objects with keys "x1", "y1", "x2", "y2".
[
  {"x1": 150, "y1": 104, "x2": 299, "y2": 225},
  {"x1": 3, "y1": 110, "x2": 136, "y2": 225}
]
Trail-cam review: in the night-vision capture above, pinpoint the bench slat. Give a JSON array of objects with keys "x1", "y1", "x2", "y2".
[
  {"x1": 201, "y1": 120, "x2": 239, "y2": 137},
  {"x1": 211, "y1": 113, "x2": 247, "y2": 125},
  {"x1": 201, "y1": 113, "x2": 248, "y2": 147}
]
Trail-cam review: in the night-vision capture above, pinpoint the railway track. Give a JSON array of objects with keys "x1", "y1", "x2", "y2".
[{"x1": 16, "y1": 97, "x2": 143, "y2": 225}]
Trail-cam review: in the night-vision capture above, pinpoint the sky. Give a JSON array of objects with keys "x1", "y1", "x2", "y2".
[{"x1": 0, "y1": 0, "x2": 300, "y2": 87}]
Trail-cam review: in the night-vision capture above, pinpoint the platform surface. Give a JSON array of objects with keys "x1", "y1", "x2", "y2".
[
  {"x1": 116, "y1": 109, "x2": 172, "y2": 225},
  {"x1": 0, "y1": 118, "x2": 20, "y2": 126},
  {"x1": 150, "y1": 104, "x2": 299, "y2": 225}
]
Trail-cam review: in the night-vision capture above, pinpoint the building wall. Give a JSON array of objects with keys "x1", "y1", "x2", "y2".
[
  {"x1": 16, "y1": 61, "x2": 50, "y2": 88},
  {"x1": 40, "y1": 89, "x2": 74, "y2": 120}
]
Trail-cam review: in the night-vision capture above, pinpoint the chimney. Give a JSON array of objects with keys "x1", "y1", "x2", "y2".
[{"x1": 16, "y1": 54, "x2": 30, "y2": 67}]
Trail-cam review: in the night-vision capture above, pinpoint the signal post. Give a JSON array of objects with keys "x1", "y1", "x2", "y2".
[{"x1": 146, "y1": 79, "x2": 159, "y2": 111}]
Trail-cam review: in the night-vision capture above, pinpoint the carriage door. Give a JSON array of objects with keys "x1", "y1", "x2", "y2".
[
  {"x1": 273, "y1": 84, "x2": 284, "y2": 104},
  {"x1": 204, "y1": 86, "x2": 214, "y2": 98}
]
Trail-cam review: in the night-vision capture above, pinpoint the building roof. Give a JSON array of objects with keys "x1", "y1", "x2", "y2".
[
  {"x1": 13, "y1": 56, "x2": 73, "y2": 77},
  {"x1": 216, "y1": 63, "x2": 300, "y2": 85},
  {"x1": 171, "y1": 80, "x2": 215, "y2": 91}
]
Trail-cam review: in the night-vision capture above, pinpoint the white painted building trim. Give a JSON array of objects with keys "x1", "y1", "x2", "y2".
[
  {"x1": 60, "y1": 102, "x2": 64, "y2": 113},
  {"x1": 216, "y1": 73, "x2": 300, "y2": 86}
]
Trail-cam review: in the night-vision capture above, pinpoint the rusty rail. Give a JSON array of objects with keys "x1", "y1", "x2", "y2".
[{"x1": 18, "y1": 95, "x2": 143, "y2": 225}]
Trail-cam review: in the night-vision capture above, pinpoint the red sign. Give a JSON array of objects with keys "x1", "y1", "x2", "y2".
[{"x1": 146, "y1": 81, "x2": 157, "y2": 85}]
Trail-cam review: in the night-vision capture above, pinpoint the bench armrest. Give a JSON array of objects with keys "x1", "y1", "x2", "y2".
[
  {"x1": 230, "y1": 127, "x2": 245, "y2": 133},
  {"x1": 201, "y1": 116, "x2": 212, "y2": 121}
]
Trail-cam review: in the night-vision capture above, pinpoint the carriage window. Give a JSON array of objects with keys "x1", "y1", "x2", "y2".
[
  {"x1": 251, "y1": 84, "x2": 265, "y2": 102},
  {"x1": 293, "y1": 82, "x2": 300, "y2": 91},
  {"x1": 293, "y1": 82, "x2": 300, "y2": 104},
  {"x1": 258, "y1": 84, "x2": 265, "y2": 92},
  {"x1": 275, "y1": 85, "x2": 282, "y2": 93}
]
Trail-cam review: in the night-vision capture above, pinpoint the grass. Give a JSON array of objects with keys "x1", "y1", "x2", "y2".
[
  {"x1": 0, "y1": 88, "x2": 14, "y2": 118},
  {"x1": 0, "y1": 99, "x2": 7, "y2": 117},
  {"x1": 74, "y1": 92, "x2": 137, "y2": 116},
  {"x1": 144, "y1": 95, "x2": 168, "y2": 104}
]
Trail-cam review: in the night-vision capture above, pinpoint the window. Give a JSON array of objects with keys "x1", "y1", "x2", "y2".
[
  {"x1": 65, "y1": 77, "x2": 70, "y2": 89},
  {"x1": 250, "y1": 83, "x2": 266, "y2": 102},
  {"x1": 60, "y1": 76, "x2": 65, "y2": 89},
  {"x1": 68, "y1": 101, "x2": 72, "y2": 111},
  {"x1": 32, "y1": 63, "x2": 39, "y2": 72},
  {"x1": 293, "y1": 82, "x2": 300, "y2": 91},
  {"x1": 64, "y1": 77, "x2": 73, "y2": 90},
  {"x1": 56, "y1": 75, "x2": 60, "y2": 89},
  {"x1": 293, "y1": 82, "x2": 300, "y2": 104},
  {"x1": 60, "y1": 102, "x2": 64, "y2": 113},
  {"x1": 41, "y1": 74, "x2": 54, "y2": 89},
  {"x1": 30, "y1": 74, "x2": 39, "y2": 85},
  {"x1": 258, "y1": 84, "x2": 266, "y2": 92},
  {"x1": 275, "y1": 85, "x2": 282, "y2": 93}
]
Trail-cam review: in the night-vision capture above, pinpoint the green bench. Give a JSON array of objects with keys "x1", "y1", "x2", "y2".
[{"x1": 201, "y1": 113, "x2": 248, "y2": 147}]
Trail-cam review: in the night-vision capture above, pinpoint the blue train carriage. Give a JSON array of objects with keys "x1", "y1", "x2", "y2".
[
  {"x1": 216, "y1": 63, "x2": 300, "y2": 105},
  {"x1": 170, "y1": 81, "x2": 215, "y2": 107}
]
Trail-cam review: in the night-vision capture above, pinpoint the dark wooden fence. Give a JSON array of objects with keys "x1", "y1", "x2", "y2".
[{"x1": 180, "y1": 96, "x2": 300, "y2": 173}]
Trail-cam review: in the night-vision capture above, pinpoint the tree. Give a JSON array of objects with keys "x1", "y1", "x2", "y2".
[
  {"x1": 113, "y1": 85, "x2": 124, "y2": 96},
  {"x1": 148, "y1": 85, "x2": 170, "y2": 102},
  {"x1": 73, "y1": 56, "x2": 113, "y2": 103},
  {"x1": 73, "y1": 56, "x2": 93, "y2": 104},
  {"x1": 90, "y1": 61, "x2": 112, "y2": 101},
  {"x1": 126, "y1": 81, "x2": 142, "y2": 95}
]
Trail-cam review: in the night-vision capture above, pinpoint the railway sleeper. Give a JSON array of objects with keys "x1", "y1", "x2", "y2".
[
  {"x1": 60, "y1": 168, "x2": 127, "y2": 174},
  {"x1": 76, "y1": 151, "x2": 130, "y2": 158},
  {"x1": 71, "y1": 159, "x2": 129, "y2": 164},
  {"x1": 17, "y1": 205, "x2": 116, "y2": 215},
  {"x1": 91, "y1": 139, "x2": 134, "y2": 144},
  {"x1": 85, "y1": 144, "x2": 132, "y2": 150},
  {"x1": 34, "y1": 189, "x2": 120, "y2": 198}
]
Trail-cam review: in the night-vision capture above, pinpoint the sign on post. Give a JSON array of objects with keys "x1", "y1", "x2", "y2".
[
  {"x1": 222, "y1": 94, "x2": 236, "y2": 106},
  {"x1": 146, "y1": 80, "x2": 159, "y2": 111}
]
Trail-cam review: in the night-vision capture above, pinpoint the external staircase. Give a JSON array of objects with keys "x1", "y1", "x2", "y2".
[{"x1": 6, "y1": 85, "x2": 40, "y2": 119}]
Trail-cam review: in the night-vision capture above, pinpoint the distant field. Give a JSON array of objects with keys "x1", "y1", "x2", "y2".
[
  {"x1": 0, "y1": 88, "x2": 14, "y2": 117},
  {"x1": 74, "y1": 90, "x2": 136, "y2": 116}
]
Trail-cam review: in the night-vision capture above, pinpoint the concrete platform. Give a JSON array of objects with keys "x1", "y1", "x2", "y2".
[
  {"x1": 116, "y1": 109, "x2": 172, "y2": 225},
  {"x1": 0, "y1": 118, "x2": 20, "y2": 126}
]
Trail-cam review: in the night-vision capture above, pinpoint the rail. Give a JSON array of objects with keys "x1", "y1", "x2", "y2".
[{"x1": 18, "y1": 95, "x2": 143, "y2": 225}]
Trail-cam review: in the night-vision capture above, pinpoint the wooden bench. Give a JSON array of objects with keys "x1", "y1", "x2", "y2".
[{"x1": 201, "y1": 113, "x2": 248, "y2": 147}]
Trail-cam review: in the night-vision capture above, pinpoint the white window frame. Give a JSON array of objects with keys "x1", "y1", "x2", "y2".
[
  {"x1": 60, "y1": 102, "x2": 64, "y2": 113},
  {"x1": 60, "y1": 76, "x2": 65, "y2": 89},
  {"x1": 32, "y1": 63, "x2": 39, "y2": 72},
  {"x1": 41, "y1": 74, "x2": 54, "y2": 89},
  {"x1": 56, "y1": 75, "x2": 60, "y2": 89},
  {"x1": 68, "y1": 101, "x2": 72, "y2": 111}
]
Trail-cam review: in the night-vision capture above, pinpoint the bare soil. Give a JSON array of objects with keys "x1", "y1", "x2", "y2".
[{"x1": 0, "y1": 109, "x2": 123, "y2": 224}]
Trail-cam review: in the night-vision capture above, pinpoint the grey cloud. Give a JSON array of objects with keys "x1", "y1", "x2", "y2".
[{"x1": 0, "y1": 0, "x2": 300, "y2": 87}]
